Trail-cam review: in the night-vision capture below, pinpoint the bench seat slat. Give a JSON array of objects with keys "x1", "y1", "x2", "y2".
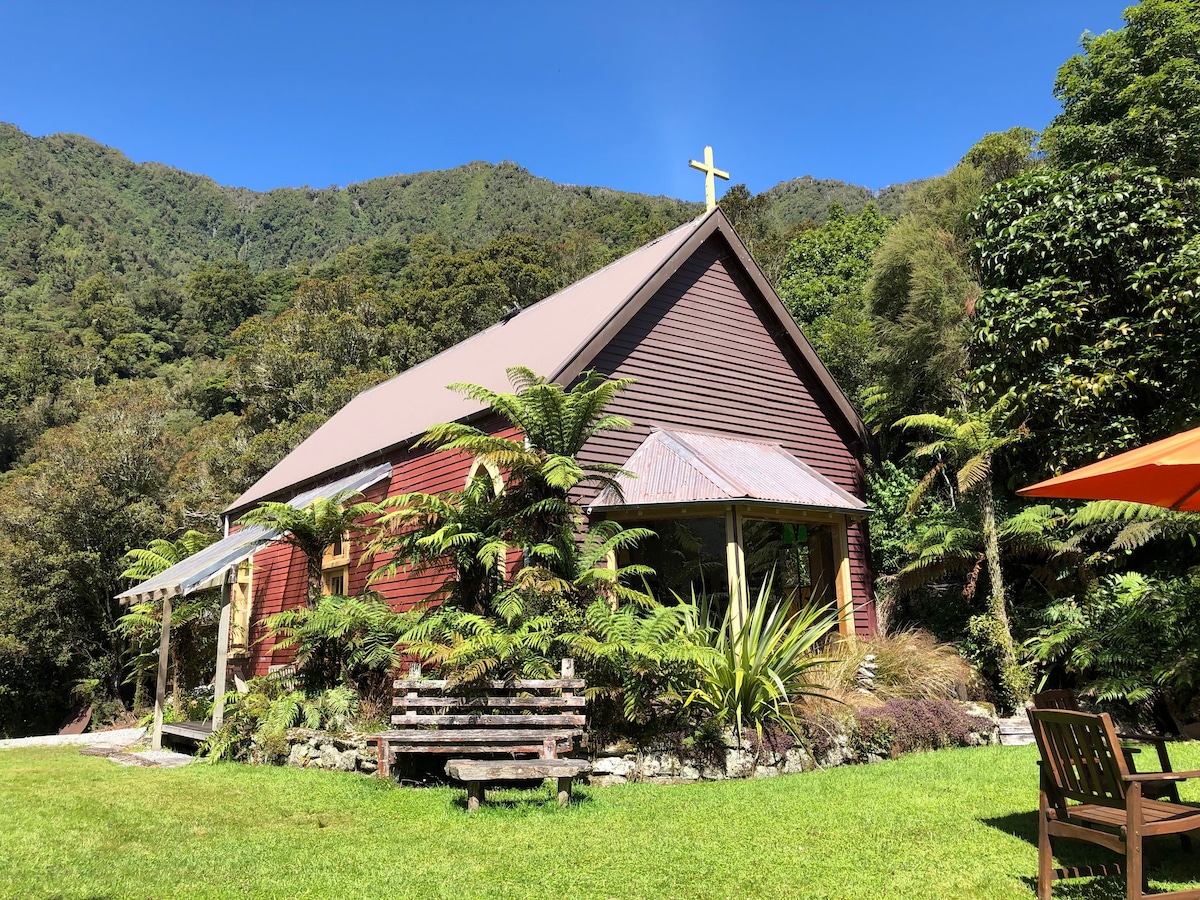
[
  {"x1": 393, "y1": 678, "x2": 585, "y2": 690},
  {"x1": 390, "y1": 742, "x2": 560, "y2": 755},
  {"x1": 446, "y1": 759, "x2": 592, "y2": 780},
  {"x1": 393, "y1": 696, "x2": 586, "y2": 709},
  {"x1": 390, "y1": 714, "x2": 586, "y2": 727},
  {"x1": 376, "y1": 728, "x2": 579, "y2": 742}
]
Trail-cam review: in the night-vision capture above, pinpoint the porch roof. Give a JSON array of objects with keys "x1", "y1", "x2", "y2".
[
  {"x1": 586, "y1": 428, "x2": 870, "y2": 517},
  {"x1": 115, "y1": 464, "x2": 391, "y2": 605}
]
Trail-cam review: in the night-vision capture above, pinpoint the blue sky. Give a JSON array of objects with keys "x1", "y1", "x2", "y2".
[{"x1": 1, "y1": 1, "x2": 1130, "y2": 200}]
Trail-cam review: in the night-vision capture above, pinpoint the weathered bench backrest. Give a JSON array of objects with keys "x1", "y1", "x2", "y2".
[{"x1": 389, "y1": 658, "x2": 585, "y2": 756}]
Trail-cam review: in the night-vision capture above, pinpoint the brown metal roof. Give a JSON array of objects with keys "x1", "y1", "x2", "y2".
[
  {"x1": 587, "y1": 427, "x2": 870, "y2": 515},
  {"x1": 227, "y1": 216, "x2": 707, "y2": 513},
  {"x1": 227, "y1": 208, "x2": 868, "y2": 516}
]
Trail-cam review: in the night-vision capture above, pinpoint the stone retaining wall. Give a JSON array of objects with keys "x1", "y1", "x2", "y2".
[
  {"x1": 269, "y1": 703, "x2": 999, "y2": 783},
  {"x1": 589, "y1": 708, "x2": 999, "y2": 786},
  {"x1": 276, "y1": 729, "x2": 378, "y2": 774}
]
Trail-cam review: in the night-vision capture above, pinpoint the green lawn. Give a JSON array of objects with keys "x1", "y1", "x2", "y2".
[{"x1": 4, "y1": 743, "x2": 1200, "y2": 899}]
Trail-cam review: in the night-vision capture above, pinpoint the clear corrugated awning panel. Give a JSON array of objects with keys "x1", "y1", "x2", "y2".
[
  {"x1": 588, "y1": 428, "x2": 869, "y2": 516},
  {"x1": 115, "y1": 463, "x2": 391, "y2": 605}
]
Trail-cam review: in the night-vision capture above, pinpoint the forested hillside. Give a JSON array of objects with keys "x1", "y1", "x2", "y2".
[
  {"x1": 0, "y1": 120, "x2": 910, "y2": 736},
  {"x1": 4, "y1": 0, "x2": 1198, "y2": 740}
]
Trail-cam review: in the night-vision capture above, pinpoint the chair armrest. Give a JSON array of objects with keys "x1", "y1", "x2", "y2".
[
  {"x1": 1117, "y1": 731, "x2": 1168, "y2": 747},
  {"x1": 1124, "y1": 770, "x2": 1200, "y2": 783}
]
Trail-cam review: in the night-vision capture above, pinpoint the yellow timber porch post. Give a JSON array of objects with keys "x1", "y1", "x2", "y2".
[
  {"x1": 831, "y1": 515, "x2": 855, "y2": 636},
  {"x1": 724, "y1": 504, "x2": 749, "y2": 636}
]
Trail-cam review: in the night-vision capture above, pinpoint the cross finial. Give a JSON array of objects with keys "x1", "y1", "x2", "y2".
[{"x1": 689, "y1": 145, "x2": 730, "y2": 212}]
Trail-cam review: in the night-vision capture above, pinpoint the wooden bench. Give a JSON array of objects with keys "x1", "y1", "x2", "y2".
[{"x1": 369, "y1": 658, "x2": 590, "y2": 809}]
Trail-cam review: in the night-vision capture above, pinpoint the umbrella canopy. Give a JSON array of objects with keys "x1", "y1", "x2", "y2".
[{"x1": 1018, "y1": 425, "x2": 1200, "y2": 511}]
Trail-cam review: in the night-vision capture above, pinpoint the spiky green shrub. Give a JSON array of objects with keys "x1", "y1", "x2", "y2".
[{"x1": 683, "y1": 578, "x2": 839, "y2": 741}]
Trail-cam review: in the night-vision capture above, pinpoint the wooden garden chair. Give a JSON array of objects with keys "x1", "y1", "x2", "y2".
[
  {"x1": 1028, "y1": 707, "x2": 1200, "y2": 899},
  {"x1": 1033, "y1": 690, "x2": 1184, "y2": 803}
]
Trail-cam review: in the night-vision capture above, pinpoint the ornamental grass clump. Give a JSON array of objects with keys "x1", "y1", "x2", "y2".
[
  {"x1": 683, "y1": 577, "x2": 839, "y2": 742},
  {"x1": 823, "y1": 628, "x2": 977, "y2": 702}
]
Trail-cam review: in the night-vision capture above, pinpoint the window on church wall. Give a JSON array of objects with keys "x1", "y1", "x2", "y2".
[
  {"x1": 466, "y1": 458, "x2": 504, "y2": 497},
  {"x1": 465, "y1": 458, "x2": 508, "y2": 575},
  {"x1": 322, "y1": 533, "x2": 350, "y2": 597},
  {"x1": 229, "y1": 559, "x2": 254, "y2": 656},
  {"x1": 741, "y1": 519, "x2": 836, "y2": 614},
  {"x1": 619, "y1": 517, "x2": 729, "y2": 614}
]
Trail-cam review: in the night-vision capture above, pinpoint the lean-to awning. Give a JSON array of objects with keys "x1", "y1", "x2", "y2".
[
  {"x1": 115, "y1": 463, "x2": 391, "y2": 605},
  {"x1": 587, "y1": 428, "x2": 870, "y2": 516}
]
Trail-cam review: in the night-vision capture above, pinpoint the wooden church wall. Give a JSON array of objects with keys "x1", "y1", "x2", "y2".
[
  {"x1": 580, "y1": 233, "x2": 875, "y2": 634},
  {"x1": 244, "y1": 424, "x2": 519, "y2": 674}
]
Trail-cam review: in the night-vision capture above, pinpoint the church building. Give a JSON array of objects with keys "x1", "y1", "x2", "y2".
[{"x1": 120, "y1": 197, "x2": 876, "y2": 714}]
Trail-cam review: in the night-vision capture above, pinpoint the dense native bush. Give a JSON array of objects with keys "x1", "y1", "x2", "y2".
[
  {"x1": 1027, "y1": 569, "x2": 1200, "y2": 733},
  {"x1": 851, "y1": 699, "x2": 992, "y2": 760}
]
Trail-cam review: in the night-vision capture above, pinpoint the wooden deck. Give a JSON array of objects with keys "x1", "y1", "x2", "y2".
[{"x1": 161, "y1": 721, "x2": 212, "y2": 745}]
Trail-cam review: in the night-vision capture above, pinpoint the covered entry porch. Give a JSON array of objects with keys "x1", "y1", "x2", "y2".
[
  {"x1": 113, "y1": 464, "x2": 392, "y2": 751},
  {"x1": 588, "y1": 427, "x2": 871, "y2": 634}
]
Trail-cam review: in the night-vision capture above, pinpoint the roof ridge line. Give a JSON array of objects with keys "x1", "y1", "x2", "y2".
[
  {"x1": 347, "y1": 215, "x2": 708, "y2": 406},
  {"x1": 656, "y1": 428, "x2": 750, "y2": 498}
]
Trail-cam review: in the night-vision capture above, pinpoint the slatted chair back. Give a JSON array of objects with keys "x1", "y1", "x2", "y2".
[
  {"x1": 1028, "y1": 708, "x2": 1131, "y2": 811},
  {"x1": 1032, "y1": 689, "x2": 1082, "y2": 711},
  {"x1": 389, "y1": 658, "x2": 586, "y2": 757}
]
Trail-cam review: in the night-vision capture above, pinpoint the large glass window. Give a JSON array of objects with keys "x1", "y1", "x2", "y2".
[
  {"x1": 741, "y1": 519, "x2": 837, "y2": 611},
  {"x1": 620, "y1": 517, "x2": 728, "y2": 608}
]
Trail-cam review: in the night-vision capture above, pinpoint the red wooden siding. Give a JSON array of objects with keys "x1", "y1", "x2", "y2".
[
  {"x1": 579, "y1": 234, "x2": 875, "y2": 634},
  {"x1": 245, "y1": 424, "x2": 522, "y2": 673}
]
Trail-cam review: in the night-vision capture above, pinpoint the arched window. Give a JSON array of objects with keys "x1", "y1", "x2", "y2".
[{"x1": 466, "y1": 458, "x2": 504, "y2": 497}]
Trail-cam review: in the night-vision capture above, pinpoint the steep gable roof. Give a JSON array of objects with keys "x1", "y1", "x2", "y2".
[{"x1": 228, "y1": 209, "x2": 866, "y2": 515}]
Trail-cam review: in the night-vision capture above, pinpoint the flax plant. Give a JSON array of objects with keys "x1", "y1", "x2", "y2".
[{"x1": 683, "y1": 576, "x2": 840, "y2": 742}]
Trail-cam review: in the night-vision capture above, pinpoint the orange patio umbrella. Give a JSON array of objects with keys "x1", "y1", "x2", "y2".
[{"x1": 1018, "y1": 425, "x2": 1200, "y2": 511}]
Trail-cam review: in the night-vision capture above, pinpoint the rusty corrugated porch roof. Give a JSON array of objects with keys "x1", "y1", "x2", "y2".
[
  {"x1": 226, "y1": 208, "x2": 868, "y2": 517},
  {"x1": 588, "y1": 428, "x2": 870, "y2": 516}
]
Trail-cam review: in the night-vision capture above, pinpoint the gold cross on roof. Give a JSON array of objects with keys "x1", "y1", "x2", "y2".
[{"x1": 689, "y1": 145, "x2": 730, "y2": 212}]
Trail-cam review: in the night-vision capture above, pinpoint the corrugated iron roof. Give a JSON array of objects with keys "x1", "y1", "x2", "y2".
[
  {"x1": 588, "y1": 428, "x2": 869, "y2": 515},
  {"x1": 116, "y1": 464, "x2": 391, "y2": 605},
  {"x1": 226, "y1": 215, "x2": 710, "y2": 514}
]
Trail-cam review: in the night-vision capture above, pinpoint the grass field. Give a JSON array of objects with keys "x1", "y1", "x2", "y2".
[{"x1": 4, "y1": 743, "x2": 1200, "y2": 899}]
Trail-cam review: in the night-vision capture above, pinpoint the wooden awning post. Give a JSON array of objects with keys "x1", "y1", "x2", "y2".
[
  {"x1": 831, "y1": 516, "x2": 855, "y2": 635},
  {"x1": 212, "y1": 568, "x2": 233, "y2": 729},
  {"x1": 151, "y1": 595, "x2": 172, "y2": 751},
  {"x1": 724, "y1": 505, "x2": 749, "y2": 640}
]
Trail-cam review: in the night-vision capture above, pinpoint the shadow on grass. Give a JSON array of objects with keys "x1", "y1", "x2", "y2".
[
  {"x1": 984, "y1": 810, "x2": 1200, "y2": 898},
  {"x1": 449, "y1": 783, "x2": 595, "y2": 813}
]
